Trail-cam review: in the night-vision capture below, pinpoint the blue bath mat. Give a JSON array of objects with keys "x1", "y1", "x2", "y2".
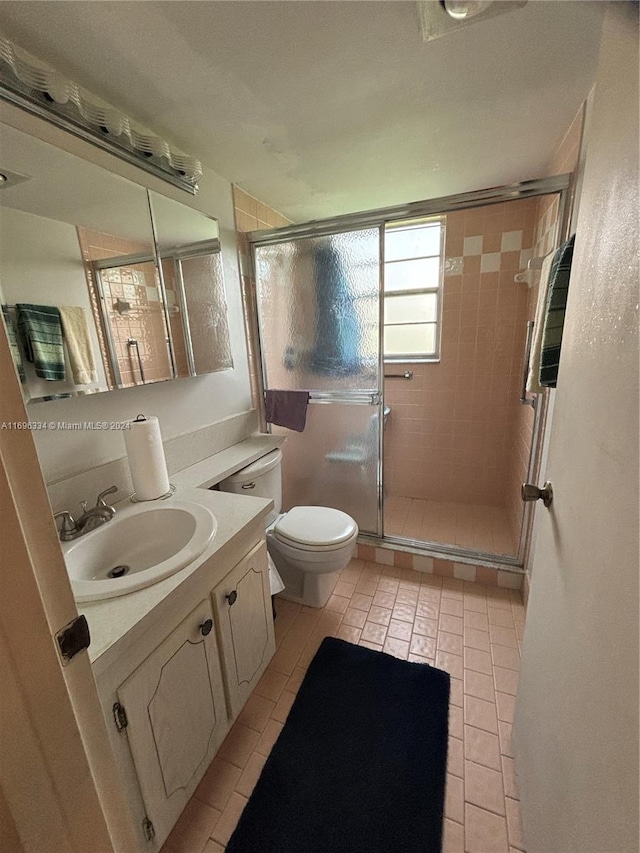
[{"x1": 226, "y1": 637, "x2": 450, "y2": 853}]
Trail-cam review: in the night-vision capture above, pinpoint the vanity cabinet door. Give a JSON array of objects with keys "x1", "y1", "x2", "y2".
[
  {"x1": 212, "y1": 541, "x2": 275, "y2": 719},
  {"x1": 117, "y1": 599, "x2": 227, "y2": 847}
]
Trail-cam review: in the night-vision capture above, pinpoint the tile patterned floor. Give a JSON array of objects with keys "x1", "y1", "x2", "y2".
[
  {"x1": 162, "y1": 558, "x2": 526, "y2": 853},
  {"x1": 385, "y1": 495, "x2": 519, "y2": 557}
]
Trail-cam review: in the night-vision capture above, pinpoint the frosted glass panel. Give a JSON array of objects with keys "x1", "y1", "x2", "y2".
[
  {"x1": 255, "y1": 229, "x2": 380, "y2": 392},
  {"x1": 179, "y1": 253, "x2": 233, "y2": 374},
  {"x1": 385, "y1": 293, "x2": 437, "y2": 324},
  {"x1": 273, "y1": 402, "x2": 381, "y2": 534},
  {"x1": 384, "y1": 257, "x2": 441, "y2": 292},
  {"x1": 385, "y1": 224, "x2": 441, "y2": 262},
  {"x1": 384, "y1": 323, "x2": 436, "y2": 357}
]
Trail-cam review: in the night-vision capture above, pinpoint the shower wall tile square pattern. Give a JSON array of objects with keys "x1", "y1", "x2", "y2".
[{"x1": 161, "y1": 558, "x2": 527, "y2": 853}]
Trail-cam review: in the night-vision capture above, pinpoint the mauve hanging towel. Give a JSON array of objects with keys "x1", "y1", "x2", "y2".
[
  {"x1": 540, "y1": 235, "x2": 575, "y2": 388},
  {"x1": 265, "y1": 389, "x2": 310, "y2": 432}
]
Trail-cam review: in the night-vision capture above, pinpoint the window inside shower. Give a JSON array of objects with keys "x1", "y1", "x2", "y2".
[{"x1": 384, "y1": 219, "x2": 444, "y2": 361}]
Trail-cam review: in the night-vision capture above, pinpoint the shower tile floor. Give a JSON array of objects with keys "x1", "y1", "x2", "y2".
[
  {"x1": 162, "y1": 559, "x2": 526, "y2": 853},
  {"x1": 385, "y1": 495, "x2": 519, "y2": 556}
]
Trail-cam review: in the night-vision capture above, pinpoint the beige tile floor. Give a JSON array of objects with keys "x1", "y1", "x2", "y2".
[
  {"x1": 385, "y1": 495, "x2": 519, "y2": 556},
  {"x1": 162, "y1": 558, "x2": 526, "y2": 853}
]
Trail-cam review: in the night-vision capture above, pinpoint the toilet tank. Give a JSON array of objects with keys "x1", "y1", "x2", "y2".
[{"x1": 218, "y1": 448, "x2": 282, "y2": 525}]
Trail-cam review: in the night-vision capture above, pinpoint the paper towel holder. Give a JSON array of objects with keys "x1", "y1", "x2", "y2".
[
  {"x1": 128, "y1": 413, "x2": 175, "y2": 503},
  {"x1": 130, "y1": 483, "x2": 176, "y2": 503}
]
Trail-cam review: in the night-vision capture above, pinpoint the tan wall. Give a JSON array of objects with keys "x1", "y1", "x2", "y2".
[
  {"x1": 384, "y1": 197, "x2": 538, "y2": 511},
  {"x1": 514, "y1": 5, "x2": 639, "y2": 849}
]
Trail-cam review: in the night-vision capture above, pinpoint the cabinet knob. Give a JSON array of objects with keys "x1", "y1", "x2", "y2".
[
  {"x1": 199, "y1": 618, "x2": 213, "y2": 636},
  {"x1": 226, "y1": 590, "x2": 238, "y2": 606}
]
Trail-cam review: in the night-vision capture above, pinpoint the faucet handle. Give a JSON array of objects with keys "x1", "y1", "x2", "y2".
[
  {"x1": 54, "y1": 511, "x2": 77, "y2": 539},
  {"x1": 96, "y1": 485, "x2": 118, "y2": 510}
]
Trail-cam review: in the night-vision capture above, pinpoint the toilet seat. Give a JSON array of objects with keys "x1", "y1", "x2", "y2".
[{"x1": 273, "y1": 506, "x2": 358, "y2": 552}]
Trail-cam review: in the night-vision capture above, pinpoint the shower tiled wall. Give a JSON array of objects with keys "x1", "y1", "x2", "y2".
[
  {"x1": 384, "y1": 198, "x2": 539, "y2": 514},
  {"x1": 232, "y1": 187, "x2": 292, "y2": 416}
]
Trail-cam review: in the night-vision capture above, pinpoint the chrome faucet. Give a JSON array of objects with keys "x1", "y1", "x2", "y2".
[{"x1": 54, "y1": 486, "x2": 118, "y2": 541}]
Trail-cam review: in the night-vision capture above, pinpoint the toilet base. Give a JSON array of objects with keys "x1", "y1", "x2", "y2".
[
  {"x1": 267, "y1": 543, "x2": 343, "y2": 608},
  {"x1": 273, "y1": 558, "x2": 341, "y2": 608}
]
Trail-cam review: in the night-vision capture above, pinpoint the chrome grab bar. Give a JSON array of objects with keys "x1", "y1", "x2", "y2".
[
  {"x1": 127, "y1": 338, "x2": 146, "y2": 384},
  {"x1": 520, "y1": 321, "x2": 535, "y2": 407}
]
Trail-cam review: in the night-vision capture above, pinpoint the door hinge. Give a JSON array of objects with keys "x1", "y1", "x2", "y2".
[
  {"x1": 113, "y1": 702, "x2": 128, "y2": 732},
  {"x1": 56, "y1": 615, "x2": 90, "y2": 665},
  {"x1": 142, "y1": 817, "x2": 155, "y2": 842}
]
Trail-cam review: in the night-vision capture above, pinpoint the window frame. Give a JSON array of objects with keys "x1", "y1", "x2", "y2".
[{"x1": 383, "y1": 218, "x2": 445, "y2": 363}]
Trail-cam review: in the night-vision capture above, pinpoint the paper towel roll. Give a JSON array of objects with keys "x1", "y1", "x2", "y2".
[{"x1": 124, "y1": 414, "x2": 170, "y2": 500}]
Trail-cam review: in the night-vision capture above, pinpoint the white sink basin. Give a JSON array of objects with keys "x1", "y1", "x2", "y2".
[{"x1": 63, "y1": 499, "x2": 217, "y2": 602}]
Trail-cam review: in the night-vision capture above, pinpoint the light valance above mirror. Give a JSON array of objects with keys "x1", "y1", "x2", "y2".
[
  {"x1": 0, "y1": 121, "x2": 234, "y2": 404},
  {"x1": 0, "y1": 32, "x2": 202, "y2": 193}
]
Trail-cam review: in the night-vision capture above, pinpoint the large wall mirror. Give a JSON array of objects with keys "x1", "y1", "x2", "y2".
[
  {"x1": 150, "y1": 192, "x2": 233, "y2": 378},
  {"x1": 0, "y1": 122, "x2": 232, "y2": 404}
]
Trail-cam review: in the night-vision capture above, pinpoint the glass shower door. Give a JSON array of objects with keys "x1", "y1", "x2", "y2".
[{"x1": 253, "y1": 228, "x2": 383, "y2": 535}]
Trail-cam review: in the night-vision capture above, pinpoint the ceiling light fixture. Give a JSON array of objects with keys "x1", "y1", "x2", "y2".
[
  {"x1": 0, "y1": 33, "x2": 202, "y2": 194},
  {"x1": 419, "y1": 0, "x2": 527, "y2": 41},
  {"x1": 441, "y1": 1, "x2": 494, "y2": 21}
]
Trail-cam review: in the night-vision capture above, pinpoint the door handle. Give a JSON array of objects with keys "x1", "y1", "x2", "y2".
[
  {"x1": 226, "y1": 590, "x2": 238, "y2": 606},
  {"x1": 521, "y1": 481, "x2": 553, "y2": 507}
]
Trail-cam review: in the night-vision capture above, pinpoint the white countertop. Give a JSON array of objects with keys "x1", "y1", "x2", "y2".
[
  {"x1": 172, "y1": 433, "x2": 285, "y2": 489},
  {"x1": 80, "y1": 433, "x2": 284, "y2": 674}
]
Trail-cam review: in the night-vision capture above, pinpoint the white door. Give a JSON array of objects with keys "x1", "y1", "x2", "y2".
[
  {"x1": 212, "y1": 541, "x2": 275, "y2": 718},
  {"x1": 513, "y1": 7, "x2": 639, "y2": 853},
  {"x1": 117, "y1": 599, "x2": 228, "y2": 847}
]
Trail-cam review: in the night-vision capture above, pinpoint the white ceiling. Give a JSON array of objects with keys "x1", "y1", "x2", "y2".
[{"x1": 0, "y1": 1, "x2": 604, "y2": 222}]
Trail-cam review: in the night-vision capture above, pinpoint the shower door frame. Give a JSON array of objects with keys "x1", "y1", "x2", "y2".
[{"x1": 248, "y1": 174, "x2": 574, "y2": 568}]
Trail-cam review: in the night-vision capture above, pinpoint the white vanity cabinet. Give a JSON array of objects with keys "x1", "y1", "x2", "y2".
[
  {"x1": 115, "y1": 598, "x2": 228, "y2": 845},
  {"x1": 93, "y1": 526, "x2": 276, "y2": 851},
  {"x1": 212, "y1": 541, "x2": 276, "y2": 718}
]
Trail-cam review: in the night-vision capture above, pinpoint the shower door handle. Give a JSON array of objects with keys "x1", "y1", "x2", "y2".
[{"x1": 521, "y1": 481, "x2": 553, "y2": 507}]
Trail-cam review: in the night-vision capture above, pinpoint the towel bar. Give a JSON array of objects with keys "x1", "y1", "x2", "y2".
[{"x1": 384, "y1": 371, "x2": 413, "y2": 380}]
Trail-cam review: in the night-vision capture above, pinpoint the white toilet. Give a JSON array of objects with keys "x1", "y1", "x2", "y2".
[{"x1": 219, "y1": 449, "x2": 358, "y2": 608}]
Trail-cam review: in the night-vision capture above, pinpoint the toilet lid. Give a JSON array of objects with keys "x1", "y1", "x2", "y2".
[{"x1": 274, "y1": 506, "x2": 358, "y2": 548}]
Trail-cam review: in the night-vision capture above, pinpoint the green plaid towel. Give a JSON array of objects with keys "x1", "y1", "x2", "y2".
[
  {"x1": 540, "y1": 235, "x2": 575, "y2": 388},
  {"x1": 16, "y1": 303, "x2": 66, "y2": 381},
  {"x1": 2, "y1": 305, "x2": 26, "y2": 382}
]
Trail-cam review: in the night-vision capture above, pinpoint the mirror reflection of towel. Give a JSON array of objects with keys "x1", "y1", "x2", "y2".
[
  {"x1": 59, "y1": 305, "x2": 98, "y2": 385},
  {"x1": 1, "y1": 305, "x2": 25, "y2": 382},
  {"x1": 265, "y1": 389, "x2": 310, "y2": 432},
  {"x1": 16, "y1": 303, "x2": 65, "y2": 380}
]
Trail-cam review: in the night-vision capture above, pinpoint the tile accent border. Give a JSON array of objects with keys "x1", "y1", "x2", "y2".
[{"x1": 357, "y1": 543, "x2": 523, "y2": 590}]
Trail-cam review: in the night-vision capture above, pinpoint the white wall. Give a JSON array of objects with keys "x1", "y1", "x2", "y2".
[
  {"x1": 0, "y1": 207, "x2": 109, "y2": 398},
  {"x1": 0, "y1": 102, "x2": 253, "y2": 484},
  {"x1": 514, "y1": 3, "x2": 639, "y2": 850}
]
